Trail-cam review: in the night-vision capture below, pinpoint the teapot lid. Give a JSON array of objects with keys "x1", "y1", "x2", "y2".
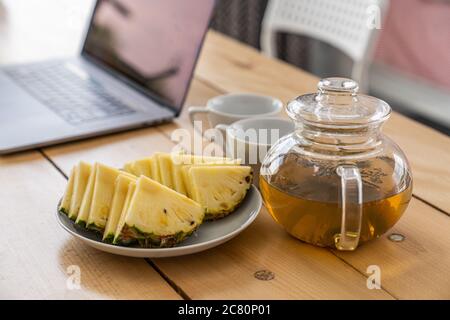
[{"x1": 286, "y1": 77, "x2": 391, "y2": 128}]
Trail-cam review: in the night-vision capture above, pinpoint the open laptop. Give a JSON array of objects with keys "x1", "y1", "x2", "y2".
[{"x1": 0, "y1": 0, "x2": 215, "y2": 154}]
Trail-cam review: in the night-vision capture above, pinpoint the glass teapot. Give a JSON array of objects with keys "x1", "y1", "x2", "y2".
[{"x1": 260, "y1": 77, "x2": 412, "y2": 251}]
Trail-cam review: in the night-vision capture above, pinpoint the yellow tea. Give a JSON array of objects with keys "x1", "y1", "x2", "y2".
[{"x1": 260, "y1": 176, "x2": 412, "y2": 247}]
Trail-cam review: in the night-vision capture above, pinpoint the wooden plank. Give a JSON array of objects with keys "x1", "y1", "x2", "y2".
[
  {"x1": 0, "y1": 152, "x2": 180, "y2": 299},
  {"x1": 195, "y1": 31, "x2": 450, "y2": 214},
  {"x1": 154, "y1": 210, "x2": 393, "y2": 300},
  {"x1": 155, "y1": 201, "x2": 450, "y2": 299},
  {"x1": 334, "y1": 197, "x2": 450, "y2": 299}
]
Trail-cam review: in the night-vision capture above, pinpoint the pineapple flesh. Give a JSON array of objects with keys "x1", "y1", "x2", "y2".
[
  {"x1": 59, "y1": 166, "x2": 75, "y2": 215},
  {"x1": 123, "y1": 162, "x2": 135, "y2": 175},
  {"x1": 115, "y1": 176, "x2": 204, "y2": 247},
  {"x1": 150, "y1": 154, "x2": 161, "y2": 183},
  {"x1": 171, "y1": 154, "x2": 241, "y2": 197},
  {"x1": 156, "y1": 153, "x2": 174, "y2": 189},
  {"x1": 103, "y1": 174, "x2": 137, "y2": 242},
  {"x1": 113, "y1": 181, "x2": 136, "y2": 245},
  {"x1": 75, "y1": 164, "x2": 97, "y2": 227},
  {"x1": 124, "y1": 157, "x2": 152, "y2": 178},
  {"x1": 86, "y1": 163, "x2": 124, "y2": 232},
  {"x1": 67, "y1": 161, "x2": 92, "y2": 220},
  {"x1": 189, "y1": 165, "x2": 253, "y2": 220}
]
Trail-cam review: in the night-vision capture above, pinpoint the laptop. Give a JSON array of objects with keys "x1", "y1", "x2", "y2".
[{"x1": 0, "y1": 0, "x2": 215, "y2": 154}]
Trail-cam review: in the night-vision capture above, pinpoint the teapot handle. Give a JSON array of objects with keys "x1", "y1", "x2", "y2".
[{"x1": 335, "y1": 165, "x2": 363, "y2": 251}]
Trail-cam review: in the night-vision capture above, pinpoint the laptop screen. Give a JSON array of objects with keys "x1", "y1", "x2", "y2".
[{"x1": 83, "y1": 0, "x2": 215, "y2": 114}]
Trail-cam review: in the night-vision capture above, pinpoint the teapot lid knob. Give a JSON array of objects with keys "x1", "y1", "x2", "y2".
[{"x1": 318, "y1": 77, "x2": 359, "y2": 94}]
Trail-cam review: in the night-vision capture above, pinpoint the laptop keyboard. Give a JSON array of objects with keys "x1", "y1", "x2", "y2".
[{"x1": 4, "y1": 62, "x2": 136, "y2": 125}]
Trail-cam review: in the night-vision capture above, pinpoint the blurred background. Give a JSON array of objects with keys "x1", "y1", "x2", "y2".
[
  {"x1": 0, "y1": 0, "x2": 449, "y2": 134},
  {"x1": 210, "y1": 0, "x2": 450, "y2": 135}
]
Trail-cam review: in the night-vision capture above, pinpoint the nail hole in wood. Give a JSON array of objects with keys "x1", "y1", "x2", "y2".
[
  {"x1": 388, "y1": 233, "x2": 405, "y2": 242},
  {"x1": 254, "y1": 270, "x2": 275, "y2": 281}
]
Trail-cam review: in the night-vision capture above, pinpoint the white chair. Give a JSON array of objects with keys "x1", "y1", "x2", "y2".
[{"x1": 261, "y1": 0, "x2": 389, "y2": 91}]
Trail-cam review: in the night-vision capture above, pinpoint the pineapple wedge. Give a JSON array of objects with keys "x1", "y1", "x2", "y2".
[
  {"x1": 123, "y1": 162, "x2": 135, "y2": 175},
  {"x1": 115, "y1": 176, "x2": 204, "y2": 247},
  {"x1": 171, "y1": 154, "x2": 241, "y2": 196},
  {"x1": 59, "y1": 166, "x2": 75, "y2": 215},
  {"x1": 150, "y1": 154, "x2": 161, "y2": 183},
  {"x1": 133, "y1": 157, "x2": 152, "y2": 177},
  {"x1": 155, "y1": 153, "x2": 174, "y2": 189},
  {"x1": 75, "y1": 164, "x2": 97, "y2": 227},
  {"x1": 189, "y1": 165, "x2": 252, "y2": 220},
  {"x1": 113, "y1": 181, "x2": 136, "y2": 245},
  {"x1": 86, "y1": 163, "x2": 125, "y2": 232},
  {"x1": 103, "y1": 174, "x2": 137, "y2": 242},
  {"x1": 66, "y1": 161, "x2": 92, "y2": 220},
  {"x1": 123, "y1": 157, "x2": 152, "y2": 177}
]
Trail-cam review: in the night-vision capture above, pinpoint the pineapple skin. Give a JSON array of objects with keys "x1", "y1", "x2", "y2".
[
  {"x1": 115, "y1": 224, "x2": 199, "y2": 248},
  {"x1": 103, "y1": 233, "x2": 114, "y2": 244}
]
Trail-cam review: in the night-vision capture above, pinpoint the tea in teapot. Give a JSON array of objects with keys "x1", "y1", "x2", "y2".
[{"x1": 260, "y1": 78, "x2": 412, "y2": 250}]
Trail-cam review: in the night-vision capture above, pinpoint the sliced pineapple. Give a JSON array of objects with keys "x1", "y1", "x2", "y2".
[
  {"x1": 59, "y1": 152, "x2": 251, "y2": 246},
  {"x1": 150, "y1": 153, "x2": 161, "y2": 183},
  {"x1": 189, "y1": 165, "x2": 252, "y2": 220},
  {"x1": 115, "y1": 176, "x2": 204, "y2": 247},
  {"x1": 127, "y1": 157, "x2": 152, "y2": 177},
  {"x1": 86, "y1": 163, "x2": 124, "y2": 232},
  {"x1": 59, "y1": 166, "x2": 75, "y2": 215},
  {"x1": 123, "y1": 161, "x2": 135, "y2": 175},
  {"x1": 113, "y1": 181, "x2": 136, "y2": 245},
  {"x1": 75, "y1": 164, "x2": 97, "y2": 227},
  {"x1": 155, "y1": 153, "x2": 174, "y2": 189},
  {"x1": 171, "y1": 154, "x2": 241, "y2": 196},
  {"x1": 66, "y1": 161, "x2": 92, "y2": 220},
  {"x1": 103, "y1": 174, "x2": 137, "y2": 242}
]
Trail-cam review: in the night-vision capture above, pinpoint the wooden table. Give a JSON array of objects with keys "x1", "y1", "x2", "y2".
[{"x1": 1, "y1": 0, "x2": 449, "y2": 300}]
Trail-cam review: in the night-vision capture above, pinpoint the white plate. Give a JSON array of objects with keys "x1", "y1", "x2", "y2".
[{"x1": 56, "y1": 186, "x2": 262, "y2": 258}]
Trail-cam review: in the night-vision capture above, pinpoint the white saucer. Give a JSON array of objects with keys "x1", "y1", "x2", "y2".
[{"x1": 56, "y1": 186, "x2": 262, "y2": 258}]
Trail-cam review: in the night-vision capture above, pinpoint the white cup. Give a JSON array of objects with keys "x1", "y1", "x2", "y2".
[
  {"x1": 188, "y1": 93, "x2": 283, "y2": 133},
  {"x1": 215, "y1": 117, "x2": 295, "y2": 187}
]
